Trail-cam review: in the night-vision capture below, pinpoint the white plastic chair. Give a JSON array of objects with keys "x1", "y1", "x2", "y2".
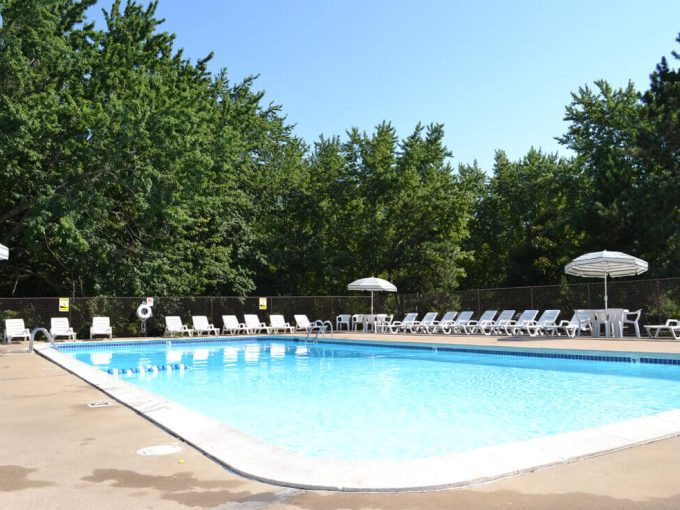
[
  {"x1": 50, "y1": 317, "x2": 77, "y2": 340},
  {"x1": 503, "y1": 310, "x2": 539, "y2": 335},
  {"x1": 622, "y1": 309, "x2": 642, "y2": 337},
  {"x1": 90, "y1": 317, "x2": 112, "y2": 339},
  {"x1": 477, "y1": 309, "x2": 515, "y2": 335},
  {"x1": 351, "y1": 314, "x2": 364, "y2": 331},
  {"x1": 520, "y1": 309, "x2": 561, "y2": 336},
  {"x1": 164, "y1": 316, "x2": 193, "y2": 337},
  {"x1": 410, "y1": 312, "x2": 439, "y2": 333},
  {"x1": 244, "y1": 314, "x2": 270, "y2": 334},
  {"x1": 644, "y1": 319, "x2": 680, "y2": 339},
  {"x1": 430, "y1": 311, "x2": 457, "y2": 333},
  {"x1": 386, "y1": 313, "x2": 418, "y2": 333},
  {"x1": 335, "y1": 314, "x2": 351, "y2": 331},
  {"x1": 4, "y1": 319, "x2": 30, "y2": 343},
  {"x1": 269, "y1": 315, "x2": 294, "y2": 334},
  {"x1": 443, "y1": 311, "x2": 474, "y2": 334},
  {"x1": 221, "y1": 315, "x2": 247, "y2": 335},
  {"x1": 191, "y1": 316, "x2": 219, "y2": 336},
  {"x1": 549, "y1": 312, "x2": 592, "y2": 337},
  {"x1": 294, "y1": 314, "x2": 330, "y2": 333},
  {"x1": 463, "y1": 310, "x2": 497, "y2": 335}
]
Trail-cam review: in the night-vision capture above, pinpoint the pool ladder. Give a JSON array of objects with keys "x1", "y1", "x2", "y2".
[
  {"x1": 29, "y1": 328, "x2": 55, "y2": 353},
  {"x1": 305, "y1": 321, "x2": 333, "y2": 342}
]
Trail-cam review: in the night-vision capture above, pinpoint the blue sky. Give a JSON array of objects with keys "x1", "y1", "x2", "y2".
[{"x1": 89, "y1": 0, "x2": 680, "y2": 171}]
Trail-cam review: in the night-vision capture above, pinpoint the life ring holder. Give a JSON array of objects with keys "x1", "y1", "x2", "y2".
[{"x1": 137, "y1": 303, "x2": 153, "y2": 320}]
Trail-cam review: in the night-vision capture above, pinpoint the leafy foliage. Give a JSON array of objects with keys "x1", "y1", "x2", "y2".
[{"x1": 0, "y1": 3, "x2": 678, "y2": 297}]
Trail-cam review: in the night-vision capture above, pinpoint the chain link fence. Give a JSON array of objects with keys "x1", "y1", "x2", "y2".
[{"x1": 1, "y1": 277, "x2": 679, "y2": 339}]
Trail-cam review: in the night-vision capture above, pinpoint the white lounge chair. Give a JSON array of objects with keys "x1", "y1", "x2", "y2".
[
  {"x1": 520, "y1": 309, "x2": 561, "y2": 336},
  {"x1": 50, "y1": 317, "x2": 76, "y2": 340},
  {"x1": 336, "y1": 314, "x2": 351, "y2": 331},
  {"x1": 443, "y1": 311, "x2": 474, "y2": 334},
  {"x1": 645, "y1": 319, "x2": 680, "y2": 340},
  {"x1": 410, "y1": 312, "x2": 438, "y2": 333},
  {"x1": 221, "y1": 315, "x2": 248, "y2": 335},
  {"x1": 386, "y1": 312, "x2": 418, "y2": 333},
  {"x1": 351, "y1": 314, "x2": 364, "y2": 331},
  {"x1": 164, "y1": 316, "x2": 193, "y2": 337},
  {"x1": 547, "y1": 312, "x2": 592, "y2": 337},
  {"x1": 476, "y1": 309, "x2": 515, "y2": 335},
  {"x1": 4, "y1": 319, "x2": 30, "y2": 343},
  {"x1": 503, "y1": 310, "x2": 539, "y2": 335},
  {"x1": 192, "y1": 315, "x2": 219, "y2": 336},
  {"x1": 463, "y1": 310, "x2": 497, "y2": 335},
  {"x1": 269, "y1": 315, "x2": 294, "y2": 334},
  {"x1": 430, "y1": 311, "x2": 457, "y2": 333},
  {"x1": 90, "y1": 317, "x2": 112, "y2": 339},
  {"x1": 294, "y1": 314, "x2": 331, "y2": 333},
  {"x1": 244, "y1": 314, "x2": 270, "y2": 334}
]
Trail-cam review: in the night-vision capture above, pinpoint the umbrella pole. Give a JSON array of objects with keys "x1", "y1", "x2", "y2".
[
  {"x1": 604, "y1": 274, "x2": 608, "y2": 310},
  {"x1": 371, "y1": 291, "x2": 374, "y2": 314}
]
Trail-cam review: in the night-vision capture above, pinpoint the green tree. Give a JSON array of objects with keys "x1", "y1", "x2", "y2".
[
  {"x1": 464, "y1": 149, "x2": 581, "y2": 287},
  {"x1": 0, "y1": 0, "x2": 299, "y2": 296}
]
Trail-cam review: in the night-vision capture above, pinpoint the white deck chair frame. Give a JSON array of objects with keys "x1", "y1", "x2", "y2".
[
  {"x1": 410, "y1": 312, "x2": 438, "y2": 333},
  {"x1": 520, "y1": 309, "x2": 561, "y2": 336},
  {"x1": 4, "y1": 319, "x2": 30, "y2": 343},
  {"x1": 386, "y1": 313, "x2": 418, "y2": 333},
  {"x1": 503, "y1": 310, "x2": 539, "y2": 335},
  {"x1": 477, "y1": 309, "x2": 516, "y2": 335},
  {"x1": 645, "y1": 319, "x2": 680, "y2": 340},
  {"x1": 192, "y1": 316, "x2": 219, "y2": 336},
  {"x1": 164, "y1": 316, "x2": 193, "y2": 337},
  {"x1": 443, "y1": 311, "x2": 474, "y2": 334},
  {"x1": 269, "y1": 315, "x2": 294, "y2": 334},
  {"x1": 50, "y1": 317, "x2": 77, "y2": 340},
  {"x1": 90, "y1": 317, "x2": 112, "y2": 339},
  {"x1": 430, "y1": 311, "x2": 457, "y2": 333},
  {"x1": 244, "y1": 314, "x2": 270, "y2": 334},
  {"x1": 463, "y1": 310, "x2": 498, "y2": 335},
  {"x1": 221, "y1": 315, "x2": 248, "y2": 335}
]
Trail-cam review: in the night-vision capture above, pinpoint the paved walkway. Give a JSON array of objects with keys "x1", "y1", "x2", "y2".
[{"x1": 2, "y1": 336, "x2": 680, "y2": 509}]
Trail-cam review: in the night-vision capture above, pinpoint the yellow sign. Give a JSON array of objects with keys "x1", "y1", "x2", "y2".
[
  {"x1": 259, "y1": 297, "x2": 267, "y2": 310},
  {"x1": 58, "y1": 298, "x2": 70, "y2": 312}
]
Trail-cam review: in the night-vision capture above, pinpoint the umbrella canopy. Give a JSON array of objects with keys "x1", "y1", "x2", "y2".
[
  {"x1": 565, "y1": 250, "x2": 648, "y2": 309},
  {"x1": 347, "y1": 277, "x2": 397, "y2": 314},
  {"x1": 0, "y1": 243, "x2": 8, "y2": 261}
]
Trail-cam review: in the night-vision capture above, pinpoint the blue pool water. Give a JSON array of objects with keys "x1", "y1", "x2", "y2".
[{"x1": 64, "y1": 339, "x2": 680, "y2": 461}]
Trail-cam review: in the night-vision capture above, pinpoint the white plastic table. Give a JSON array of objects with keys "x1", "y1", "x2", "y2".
[{"x1": 576, "y1": 308, "x2": 628, "y2": 338}]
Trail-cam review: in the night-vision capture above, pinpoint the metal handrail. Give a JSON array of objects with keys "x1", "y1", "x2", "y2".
[{"x1": 29, "y1": 328, "x2": 55, "y2": 353}]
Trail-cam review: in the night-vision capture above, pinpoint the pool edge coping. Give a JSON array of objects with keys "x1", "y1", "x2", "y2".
[{"x1": 35, "y1": 339, "x2": 680, "y2": 492}]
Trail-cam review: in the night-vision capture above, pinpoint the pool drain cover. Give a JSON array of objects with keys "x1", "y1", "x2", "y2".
[
  {"x1": 136, "y1": 444, "x2": 183, "y2": 456},
  {"x1": 87, "y1": 401, "x2": 113, "y2": 408}
]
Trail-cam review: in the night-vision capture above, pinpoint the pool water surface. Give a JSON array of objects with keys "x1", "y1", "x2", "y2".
[{"x1": 65, "y1": 339, "x2": 680, "y2": 461}]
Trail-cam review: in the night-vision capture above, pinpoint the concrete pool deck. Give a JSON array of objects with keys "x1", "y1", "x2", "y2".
[{"x1": 3, "y1": 334, "x2": 680, "y2": 508}]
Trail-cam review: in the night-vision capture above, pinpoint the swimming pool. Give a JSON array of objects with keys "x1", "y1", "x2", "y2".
[{"x1": 59, "y1": 337, "x2": 680, "y2": 464}]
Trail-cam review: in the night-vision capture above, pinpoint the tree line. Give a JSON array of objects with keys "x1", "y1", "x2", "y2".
[{"x1": 0, "y1": 0, "x2": 678, "y2": 297}]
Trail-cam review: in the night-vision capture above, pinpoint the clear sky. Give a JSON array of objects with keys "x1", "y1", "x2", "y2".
[{"x1": 88, "y1": 0, "x2": 680, "y2": 172}]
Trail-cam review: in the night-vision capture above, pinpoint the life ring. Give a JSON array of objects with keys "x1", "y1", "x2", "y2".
[{"x1": 136, "y1": 303, "x2": 153, "y2": 320}]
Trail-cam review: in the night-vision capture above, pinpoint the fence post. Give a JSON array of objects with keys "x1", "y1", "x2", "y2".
[
  {"x1": 477, "y1": 289, "x2": 481, "y2": 312},
  {"x1": 530, "y1": 287, "x2": 534, "y2": 309}
]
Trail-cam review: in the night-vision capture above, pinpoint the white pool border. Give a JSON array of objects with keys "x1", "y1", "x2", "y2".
[{"x1": 36, "y1": 339, "x2": 680, "y2": 492}]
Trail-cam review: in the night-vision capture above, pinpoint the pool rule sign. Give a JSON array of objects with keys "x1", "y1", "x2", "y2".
[
  {"x1": 58, "y1": 298, "x2": 69, "y2": 312},
  {"x1": 259, "y1": 298, "x2": 267, "y2": 310}
]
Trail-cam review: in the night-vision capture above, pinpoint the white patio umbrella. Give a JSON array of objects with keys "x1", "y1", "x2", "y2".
[
  {"x1": 347, "y1": 276, "x2": 397, "y2": 314},
  {"x1": 0, "y1": 243, "x2": 8, "y2": 261},
  {"x1": 564, "y1": 250, "x2": 648, "y2": 309}
]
